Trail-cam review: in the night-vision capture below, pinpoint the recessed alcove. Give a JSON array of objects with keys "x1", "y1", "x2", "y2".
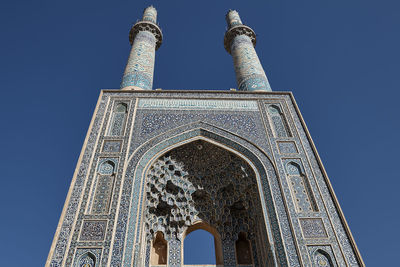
[
  {"x1": 150, "y1": 232, "x2": 167, "y2": 265},
  {"x1": 236, "y1": 232, "x2": 253, "y2": 265},
  {"x1": 145, "y1": 139, "x2": 274, "y2": 266}
]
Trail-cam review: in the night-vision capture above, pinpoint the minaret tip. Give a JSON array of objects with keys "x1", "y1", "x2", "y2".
[
  {"x1": 145, "y1": 5, "x2": 156, "y2": 11},
  {"x1": 142, "y1": 6, "x2": 158, "y2": 24},
  {"x1": 226, "y1": 9, "x2": 243, "y2": 29}
]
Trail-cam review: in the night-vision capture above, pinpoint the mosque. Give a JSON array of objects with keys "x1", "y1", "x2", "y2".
[{"x1": 46, "y1": 6, "x2": 364, "y2": 267}]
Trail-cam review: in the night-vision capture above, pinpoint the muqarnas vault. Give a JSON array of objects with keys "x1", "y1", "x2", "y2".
[{"x1": 46, "y1": 6, "x2": 364, "y2": 267}]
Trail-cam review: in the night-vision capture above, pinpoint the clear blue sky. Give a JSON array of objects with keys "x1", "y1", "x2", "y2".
[{"x1": 0, "y1": 0, "x2": 399, "y2": 266}]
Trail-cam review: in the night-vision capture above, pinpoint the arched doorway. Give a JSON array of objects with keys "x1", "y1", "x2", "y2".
[
  {"x1": 144, "y1": 139, "x2": 273, "y2": 266},
  {"x1": 183, "y1": 222, "x2": 223, "y2": 265}
]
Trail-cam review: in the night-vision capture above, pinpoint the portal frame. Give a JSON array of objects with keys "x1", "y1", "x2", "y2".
[{"x1": 116, "y1": 123, "x2": 294, "y2": 266}]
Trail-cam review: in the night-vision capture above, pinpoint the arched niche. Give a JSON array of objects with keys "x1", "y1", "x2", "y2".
[
  {"x1": 183, "y1": 221, "x2": 223, "y2": 265},
  {"x1": 115, "y1": 102, "x2": 127, "y2": 113},
  {"x1": 236, "y1": 232, "x2": 252, "y2": 265},
  {"x1": 91, "y1": 159, "x2": 117, "y2": 214},
  {"x1": 98, "y1": 160, "x2": 115, "y2": 175},
  {"x1": 144, "y1": 139, "x2": 273, "y2": 266},
  {"x1": 118, "y1": 124, "x2": 292, "y2": 267},
  {"x1": 267, "y1": 104, "x2": 291, "y2": 138},
  {"x1": 150, "y1": 231, "x2": 167, "y2": 265},
  {"x1": 313, "y1": 249, "x2": 334, "y2": 267},
  {"x1": 285, "y1": 161, "x2": 318, "y2": 212},
  {"x1": 108, "y1": 102, "x2": 128, "y2": 136},
  {"x1": 77, "y1": 252, "x2": 96, "y2": 267}
]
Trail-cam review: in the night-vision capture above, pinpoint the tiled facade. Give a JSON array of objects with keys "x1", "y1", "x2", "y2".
[{"x1": 46, "y1": 90, "x2": 363, "y2": 267}]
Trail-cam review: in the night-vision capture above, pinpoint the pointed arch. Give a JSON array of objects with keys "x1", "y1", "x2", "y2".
[
  {"x1": 108, "y1": 102, "x2": 128, "y2": 136},
  {"x1": 91, "y1": 159, "x2": 117, "y2": 214},
  {"x1": 286, "y1": 161, "x2": 302, "y2": 176},
  {"x1": 235, "y1": 232, "x2": 253, "y2": 265},
  {"x1": 183, "y1": 221, "x2": 223, "y2": 265},
  {"x1": 115, "y1": 102, "x2": 128, "y2": 113},
  {"x1": 116, "y1": 121, "x2": 298, "y2": 267},
  {"x1": 98, "y1": 160, "x2": 115, "y2": 175},
  {"x1": 286, "y1": 160, "x2": 318, "y2": 212},
  {"x1": 267, "y1": 104, "x2": 291, "y2": 137},
  {"x1": 313, "y1": 249, "x2": 334, "y2": 267},
  {"x1": 150, "y1": 231, "x2": 167, "y2": 265}
]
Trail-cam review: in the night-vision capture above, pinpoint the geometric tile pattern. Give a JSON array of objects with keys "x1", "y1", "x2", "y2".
[
  {"x1": 91, "y1": 175, "x2": 114, "y2": 214},
  {"x1": 299, "y1": 218, "x2": 328, "y2": 238},
  {"x1": 80, "y1": 220, "x2": 107, "y2": 241},
  {"x1": 140, "y1": 112, "x2": 259, "y2": 138},
  {"x1": 168, "y1": 239, "x2": 181, "y2": 267}
]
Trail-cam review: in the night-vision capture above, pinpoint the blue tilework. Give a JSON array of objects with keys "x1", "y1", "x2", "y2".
[
  {"x1": 231, "y1": 35, "x2": 271, "y2": 92},
  {"x1": 121, "y1": 31, "x2": 156, "y2": 90}
]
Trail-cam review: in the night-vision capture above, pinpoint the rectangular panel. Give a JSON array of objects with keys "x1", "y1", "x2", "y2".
[
  {"x1": 80, "y1": 220, "x2": 107, "y2": 241},
  {"x1": 299, "y1": 218, "x2": 328, "y2": 239},
  {"x1": 138, "y1": 98, "x2": 259, "y2": 111},
  {"x1": 277, "y1": 141, "x2": 298, "y2": 154}
]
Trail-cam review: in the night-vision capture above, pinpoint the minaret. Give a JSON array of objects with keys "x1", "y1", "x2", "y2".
[
  {"x1": 120, "y1": 6, "x2": 162, "y2": 90},
  {"x1": 224, "y1": 10, "x2": 272, "y2": 91}
]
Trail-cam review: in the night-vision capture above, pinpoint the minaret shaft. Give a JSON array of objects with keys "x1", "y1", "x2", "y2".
[
  {"x1": 121, "y1": 31, "x2": 156, "y2": 90},
  {"x1": 224, "y1": 10, "x2": 271, "y2": 91},
  {"x1": 121, "y1": 6, "x2": 162, "y2": 90},
  {"x1": 231, "y1": 35, "x2": 271, "y2": 91}
]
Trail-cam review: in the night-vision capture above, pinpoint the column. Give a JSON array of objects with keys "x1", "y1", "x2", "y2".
[
  {"x1": 224, "y1": 10, "x2": 272, "y2": 92},
  {"x1": 121, "y1": 6, "x2": 163, "y2": 90}
]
